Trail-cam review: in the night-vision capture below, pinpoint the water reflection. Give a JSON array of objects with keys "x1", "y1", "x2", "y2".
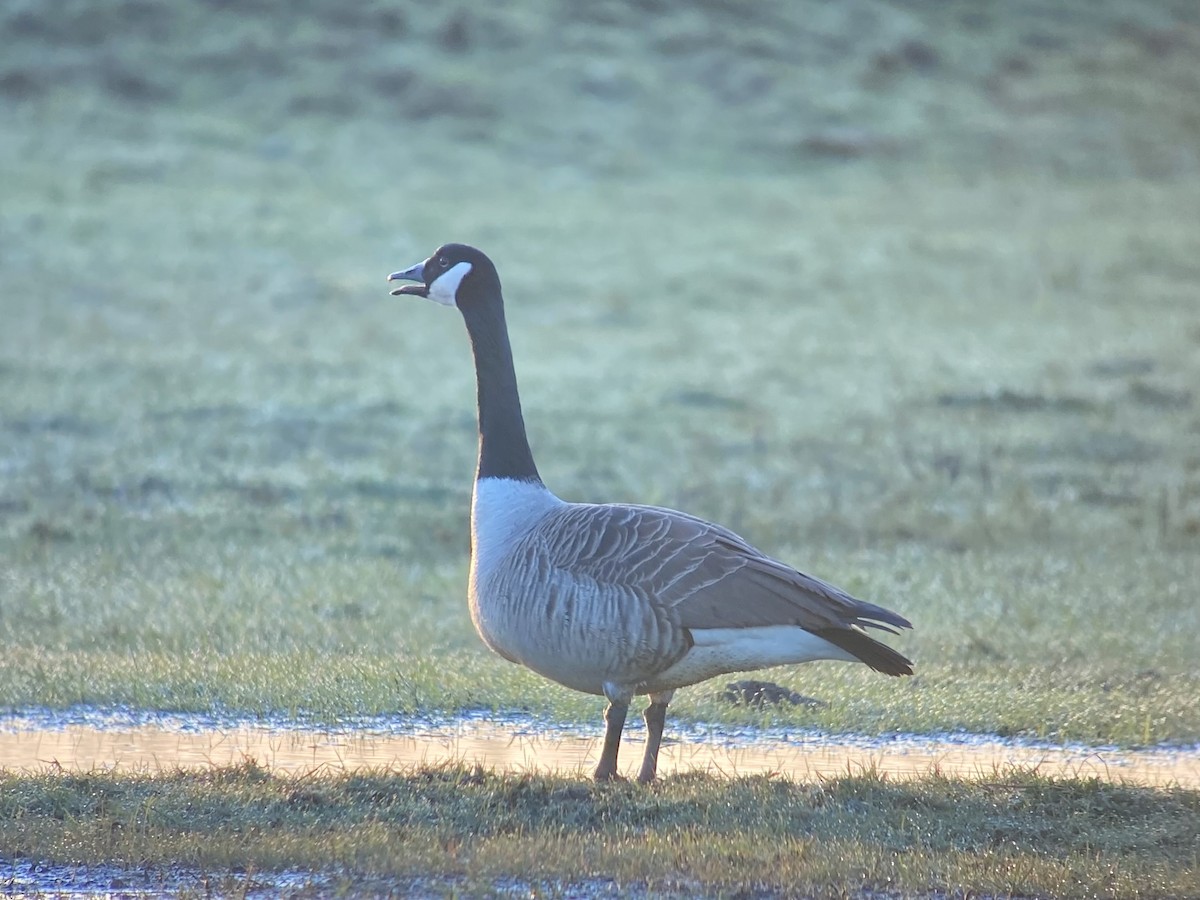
[{"x1": 2, "y1": 719, "x2": 1196, "y2": 786}]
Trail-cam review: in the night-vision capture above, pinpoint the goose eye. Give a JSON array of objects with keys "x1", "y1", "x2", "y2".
[{"x1": 438, "y1": 257, "x2": 450, "y2": 269}]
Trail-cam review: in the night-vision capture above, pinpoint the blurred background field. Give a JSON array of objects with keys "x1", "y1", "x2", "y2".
[{"x1": 1, "y1": 0, "x2": 1199, "y2": 743}]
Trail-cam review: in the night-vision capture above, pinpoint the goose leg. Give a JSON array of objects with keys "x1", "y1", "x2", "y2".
[
  {"x1": 637, "y1": 689, "x2": 674, "y2": 784},
  {"x1": 595, "y1": 698, "x2": 629, "y2": 781}
]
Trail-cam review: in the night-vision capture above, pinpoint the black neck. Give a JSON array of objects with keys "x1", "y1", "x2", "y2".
[{"x1": 460, "y1": 296, "x2": 542, "y2": 484}]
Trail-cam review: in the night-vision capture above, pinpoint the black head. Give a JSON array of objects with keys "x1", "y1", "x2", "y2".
[{"x1": 387, "y1": 243, "x2": 500, "y2": 309}]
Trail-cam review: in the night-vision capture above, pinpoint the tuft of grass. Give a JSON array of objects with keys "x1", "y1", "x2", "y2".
[{"x1": 1, "y1": 765, "x2": 1198, "y2": 897}]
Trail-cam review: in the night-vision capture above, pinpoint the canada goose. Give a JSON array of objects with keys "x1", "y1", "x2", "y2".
[{"x1": 388, "y1": 244, "x2": 913, "y2": 783}]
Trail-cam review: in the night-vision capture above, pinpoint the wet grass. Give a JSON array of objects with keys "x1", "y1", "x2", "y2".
[
  {"x1": 2, "y1": 1, "x2": 1200, "y2": 749},
  {"x1": 2, "y1": 764, "x2": 1198, "y2": 898}
]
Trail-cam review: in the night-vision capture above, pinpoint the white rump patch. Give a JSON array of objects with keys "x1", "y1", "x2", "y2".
[
  {"x1": 427, "y1": 261, "x2": 473, "y2": 307},
  {"x1": 644, "y1": 625, "x2": 857, "y2": 692}
]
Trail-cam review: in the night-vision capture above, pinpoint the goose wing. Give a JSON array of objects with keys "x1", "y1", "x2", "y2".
[{"x1": 536, "y1": 502, "x2": 911, "y2": 636}]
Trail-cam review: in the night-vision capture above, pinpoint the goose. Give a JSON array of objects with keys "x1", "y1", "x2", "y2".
[{"x1": 388, "y1": 243, "x2": 913, "y2": 783}]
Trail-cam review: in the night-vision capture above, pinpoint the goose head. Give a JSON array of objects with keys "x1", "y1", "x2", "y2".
[{"x1": 388, "y1": 243, "x2": 500, "y2": 310}]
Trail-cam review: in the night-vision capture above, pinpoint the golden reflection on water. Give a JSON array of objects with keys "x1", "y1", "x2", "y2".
[{"x1": 1, "y1": 724, "x2": 1197, "y2": 787}]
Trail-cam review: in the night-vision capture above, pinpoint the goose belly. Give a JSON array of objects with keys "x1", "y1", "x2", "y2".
[
  {"x1": 468, "y1": 575, "x2": 683, "y2": 697},
  {"x1": 640, "y1": 625, "x2": 856, "y2": 693}
]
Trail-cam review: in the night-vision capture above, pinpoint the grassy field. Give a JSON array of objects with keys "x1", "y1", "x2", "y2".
[
  {"x1": 2, "y1": 764, "x2": 1198, "y2": 897},
  {"x1": 2, "y1": 0, "x2": 1198, "y2": 743},
  {"x1": 2, "y1": 0, "x2": 1200, "y2": 894}
]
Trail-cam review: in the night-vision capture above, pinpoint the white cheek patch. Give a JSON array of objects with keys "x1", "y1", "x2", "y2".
[{"x1": 427, "y1": 261, "x2": 473, "y2": 307}]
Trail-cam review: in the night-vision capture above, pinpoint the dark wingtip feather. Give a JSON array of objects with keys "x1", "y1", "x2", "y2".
[
  {"x1": 852, "y1": 600, "x2": 913, "y2": 632},
  {"x1": 815, "y1": 627, "x2": 914, "y2": 677}
]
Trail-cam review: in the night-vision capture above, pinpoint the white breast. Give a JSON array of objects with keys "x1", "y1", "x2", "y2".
[
  {"x1": 467, "y1": 477, "x2": 567, "y2": 672},
  {"x1": 470, "y1": 477, "x2": 564, "y2": 580}
]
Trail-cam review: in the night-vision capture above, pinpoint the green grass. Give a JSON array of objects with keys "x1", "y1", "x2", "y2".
[
  {"x1": 1, "y1": 765, "x2": 1197, "y2": 898},
  {"x1": 2, "y1": 0, "x2": 1200, "y2": 746}
]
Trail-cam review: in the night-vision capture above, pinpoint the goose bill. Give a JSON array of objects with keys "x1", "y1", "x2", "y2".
[
  {"x1": 387, "y1": 262, "x2": 428, "y2": 297},
  {"x1": 390, "y1": 283, "x2": 429, "y2": 297}
]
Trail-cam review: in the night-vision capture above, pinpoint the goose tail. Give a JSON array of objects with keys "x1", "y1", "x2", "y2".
[{"x1": 814, "y1": 627, "x2": 914, "y2": 677}]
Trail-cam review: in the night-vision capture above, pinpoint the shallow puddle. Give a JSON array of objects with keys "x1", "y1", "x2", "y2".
[{"x1": 2, "y1": 712, "x2": 1197, "y2": 787}]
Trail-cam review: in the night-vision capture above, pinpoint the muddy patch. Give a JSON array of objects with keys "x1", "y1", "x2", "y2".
[
  {"x1": 0, "y1": 863, "x2": 683, "y2": 899},
  {"x1": 935, "y1": 390, "x2": 1097, "y2": 414},
  {"x1": 0, "y1": 861, "x2": 331, "y2": 899}
]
